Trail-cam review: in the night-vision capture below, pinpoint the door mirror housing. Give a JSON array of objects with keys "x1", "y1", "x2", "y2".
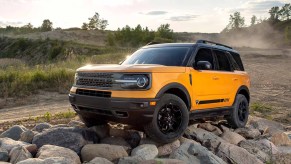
[{"x1": 195, "y1": 61, "x2": 212, "y2": 70}]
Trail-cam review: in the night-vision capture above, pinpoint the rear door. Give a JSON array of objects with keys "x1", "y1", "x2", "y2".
[{"x1": 190, "y1": 47, "x2": 230, "y2": 110}]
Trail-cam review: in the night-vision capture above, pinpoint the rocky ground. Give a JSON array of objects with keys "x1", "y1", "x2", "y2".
[{"x1": 0, "y1": 116, "x2": 290, "y2": 164}]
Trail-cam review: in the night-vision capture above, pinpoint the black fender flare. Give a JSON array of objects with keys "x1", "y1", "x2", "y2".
[
  {"x1": 233, "y1": 85, "x2": 250, "y2": 106},
  {"x1": 155, "y1": 82, "x2": 191, "y2": 109}
]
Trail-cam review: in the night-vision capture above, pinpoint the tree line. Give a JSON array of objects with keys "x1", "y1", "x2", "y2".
[
  {"x1": 224, "y1": 3, "x2": 291, "y2": 31},
  {"x1": 106, "y1": 24, "x2": 174, "y2": 47}
]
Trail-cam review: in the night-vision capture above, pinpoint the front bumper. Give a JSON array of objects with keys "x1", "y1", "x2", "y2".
[{"x1": 69, "y1": 94, "x2": 158, "y2": 125}]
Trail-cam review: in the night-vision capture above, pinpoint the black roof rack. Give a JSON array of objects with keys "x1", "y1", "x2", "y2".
[
  {"x1": 196, "y1": 40, "x2": 233, "y2": 49},
  {"x1": 146, "y1": 41, "x2": 161, "y2": 46}
]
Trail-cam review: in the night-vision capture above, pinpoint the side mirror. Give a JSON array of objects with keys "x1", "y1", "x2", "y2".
[{"x1": 195, "y1": 61, "x2": 212, "y2": 70}]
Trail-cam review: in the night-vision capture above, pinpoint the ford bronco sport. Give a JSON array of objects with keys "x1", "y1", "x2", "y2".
[{"x1": 69, "y1": 40, "x2": 250, "y2": 143}]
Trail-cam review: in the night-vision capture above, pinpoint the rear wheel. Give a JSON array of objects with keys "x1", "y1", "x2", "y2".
[
  {"x1": 144, "y1": 94, "x2": 189, "y2": 143},
  {"x1": 227, "y1": 94, "x2": 249, "y2": 128}
]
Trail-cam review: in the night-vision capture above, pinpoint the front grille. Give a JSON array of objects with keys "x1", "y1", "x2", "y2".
[
  {"x1": 76, "y1": 89, "x2": 111, "y2": 98},
  {"x1": 76, "y1": 72, "x2": 113, "y2": 88}
]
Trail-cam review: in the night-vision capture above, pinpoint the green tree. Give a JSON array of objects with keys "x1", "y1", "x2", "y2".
[
  {"x1": 99, "y1": 19, "x2": 108, "y2": 30},
  {"x1": 86, "y1": 12, "x2": 108, "y2": 30},
  {"x1": 40, "y1": 19, "x2": 53, "y2": 32},
  {"x1": 81, "y1": 23, "x2": 88, "y2": 30},
  {"x1": 250, "y1": 15, "x2": 257, "y2": 26},
  {"x1": 155, "y1": 24, "x2": 174, "y2": 40},
  {"x1": 227, "y1": 12, "x2": 245, "y2": 30},
  {"x1": 279, "y1": 4, "x2": 291, "y2": 20},
  {"x1": 269, "y1": 6, "x2": 280, "y2": 21}
]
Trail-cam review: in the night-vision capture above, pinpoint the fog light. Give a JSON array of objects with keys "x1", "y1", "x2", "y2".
[{"x1": 150, "y1": 101, "x2": 156, "y2": 106}]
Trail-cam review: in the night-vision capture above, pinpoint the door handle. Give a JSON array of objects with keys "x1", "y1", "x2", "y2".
[
  {"x1": 212, "y1": 76, "x2": 219, "y2": 80},
  {"x1": 233, "y1": 78, "x2": 238, "y2": 81}
]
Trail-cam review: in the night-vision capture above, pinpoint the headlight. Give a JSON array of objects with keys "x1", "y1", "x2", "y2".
[
  {"x1": 73, "y1": 73, "x2": 78, "y2": 85},
  {"x1": 115, "y1": 74, "x2": 150, "y2": 89}
]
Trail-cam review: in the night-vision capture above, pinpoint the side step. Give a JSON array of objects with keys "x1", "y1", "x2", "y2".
[{"x1": 189, "y1": 107, "x2": 232, "y2": 120}]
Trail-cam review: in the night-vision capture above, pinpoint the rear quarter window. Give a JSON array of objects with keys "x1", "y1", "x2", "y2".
[{"x1": 229, "y1": 52, "x2": 244, "y2": 71}]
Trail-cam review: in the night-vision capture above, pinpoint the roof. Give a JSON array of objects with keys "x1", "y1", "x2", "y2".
[{"x1": 142, "y1": 41, "x2": 238, "y2": 54}]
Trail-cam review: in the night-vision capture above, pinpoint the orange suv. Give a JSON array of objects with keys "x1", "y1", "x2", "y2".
[{"x1": 69, "y1": 40, "x2": 250, "y2": 143}]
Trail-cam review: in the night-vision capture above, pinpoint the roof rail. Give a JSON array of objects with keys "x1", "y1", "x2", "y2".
[
  {"x1": 196, "y1": 40, "x2": 233, "y2": 49},
  {"x1": 146, "y1": 41, "x2": 160, "y2": 46}
]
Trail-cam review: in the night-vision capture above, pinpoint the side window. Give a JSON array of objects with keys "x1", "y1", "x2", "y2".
[
  {"x1": 194, "y1": 48, "x2": 214, "y2": 69},
  {"x1": 214, "y1": 50, "x2": 231, "y2": 71},
  {"x1": 229, "y1": 52, "x2": 244, "y2": 71},
  {"x1": 227, "y1": 52, "x2": 241, "y2": 71}
]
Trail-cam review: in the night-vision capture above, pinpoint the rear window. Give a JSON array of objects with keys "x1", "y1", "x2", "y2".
[{"x1": 122, "y1": 47, "x2": 190, "y2": 66}]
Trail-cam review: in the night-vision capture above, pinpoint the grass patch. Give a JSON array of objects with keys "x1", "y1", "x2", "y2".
[
  {"x1": 0, "y1": 66, "x2": 75, "y2": 98},
  {"x1": 250, "y1": 102, "x2": 275, "y2": 120},
  {"x1": 251, "y1": 102, "x2": 274, "y2": 113}
]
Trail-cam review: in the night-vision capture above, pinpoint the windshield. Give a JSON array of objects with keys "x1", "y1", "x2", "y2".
[{"x1": 122, "y1": 47, "x2": 190, "y2": 66}]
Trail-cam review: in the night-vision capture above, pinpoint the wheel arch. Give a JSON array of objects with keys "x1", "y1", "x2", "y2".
[
  {"x1": 155, "y1": 83, "x2": 191, "y2": 110},
  {"x1": 234, "y1": 85, "x2": 250, "y2": 104}
]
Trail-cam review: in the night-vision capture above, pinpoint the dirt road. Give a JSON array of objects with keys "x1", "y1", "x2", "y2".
[
  {"x1": 0, "y1": 92, "x2": 70, "y2": 123},
  {"x1": 0, "y1": 48, "x2": 290, "y2": 124}
]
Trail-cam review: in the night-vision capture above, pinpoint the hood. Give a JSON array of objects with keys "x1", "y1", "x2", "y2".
[{"x1": 77, "y1": 64, "x2": 186, "y2": 73}]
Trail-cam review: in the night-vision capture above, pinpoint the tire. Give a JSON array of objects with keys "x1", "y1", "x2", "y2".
[
  {"x1": 227, "y1": 94, "x2": 249, "y2": 128},
  {"x1": 144, "y1": 94, "x2": 189, "y2": 143},
  {"x1": 78, "y1": 115, "x2": 107, "y2": 127}
]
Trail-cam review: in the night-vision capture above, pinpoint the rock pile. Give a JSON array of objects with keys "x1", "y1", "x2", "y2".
[{"x1": 0, "y1": 116, "x2": 290, "y2": 164}]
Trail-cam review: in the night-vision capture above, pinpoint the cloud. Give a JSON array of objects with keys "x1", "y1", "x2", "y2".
[
  {"x1": 232, "y1": 0, "x2": 286, "y2": 13},
  {"x1": 167, "y1": 15, "x2": 199, "y2": 21},
  {"x1": 141, "y1": 11, "x2": 168, "y2": 15},
  {"x1": 0, "y1": 20, "x2": 23, "y2": 27}
]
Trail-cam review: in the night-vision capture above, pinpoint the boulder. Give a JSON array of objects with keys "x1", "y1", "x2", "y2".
[
  {"x1": 185, "y1": 126, "x2": 263, "y2": 164},
  {"x1": 131, "y1": 144, "x2": 158, "y2": 160},
  {"x1": 278, "y1": 146, "x2": 291, "y2": 154},
  {"x1": 87, "y1": 157, "x2": 114, "y2": 164},
  {"x1": 139, "y1": 138, "x2": 163, "y2": 147},
  {"x1": 81, "y1": 144, "x2": 128, "y2": 163},
  {"x1": 0, "y1": 137, "x2": 29, "y2": 153},
  {"x1": 179, "y1": 137, "x2": 199, "y2": 145},
  {"x1": 36, "y1": 145, "x2": 81, "y2": 164},
  {"x1": 118, "y1": 156, "x2": 142, "y2": 164},
  {"x1": 32, "y1": 127, "x2": 98, "y2": 154},
  {"x1": 0, "y1": 125, "x2": 28, "y2": 140},
  {"x1": 125, "y1": 131, "x2": 142, "y2": 148},
  {"x1": 198, "y1": 123, "x2": 223, "y2": 135},
  {"x1": 109, "y1": 128, "x2": 130, "y2": 138},
  {"x1": 23, "y1": 144, "x2": 38, "y2": 156},
  {"x1": 221, "y1": 131, "x2": 246, "y2": 145},
  {"x1": 238, "y1": 140, "x2": 271, "y2": 163},
  {"x1": 32, "y1": 123, "x2": 52, "y2": 133},
  {"x1": 234, "y1": 127, "x2": 261, "y2": 139},
  {"x1": 67, "y1": 120, "x2": 85, "y2": 128},
  {"x1": 142, "y1": 159, "x2": 186, "y2": 164},
  {"x1": 248, "y1": 116, "x2": 286, "y2": 135},
  {"x1": 273, "y1": 153, "x2": 291, "y2": 164},
  {"x1": 169, "y1": 142, "x2": 225, "y2": 164},
  {"x1": 101, "y1": 137, "x2": 131, "y2": 151},
  {"x1": 17, "y1": 157, "x2": 73, "y2": 164},
  {"x1": 20, "y1": 130, "x2": 36, "y2": 143},
  {"x1": 90, "y1": 124, "x2": 110, "y2": 139},
  {"x1": 9, "y1": 146, "x2": 32, "y2": 164},
  {"x1": 271, "y1": 132, "x2": 291, "y2": 146},
  {"x1": 256, "y1": 139, "x2": 279, "y2": 154},
  {"x1": 0, "y1": 148, "x2": 9, "y2": 162},
  {"x1": 157, "y1": 140, "x2": 180, "y2": 156}
]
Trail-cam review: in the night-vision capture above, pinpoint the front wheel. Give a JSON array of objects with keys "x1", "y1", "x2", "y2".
[
  {"x1": 144, "y1": 94, "x2": 189, "y2": 143},
  {"x1": 227, "y1": 94, "x2": 249, "y2": 128}
]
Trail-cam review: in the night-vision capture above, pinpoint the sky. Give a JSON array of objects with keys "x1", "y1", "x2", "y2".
[{"x1": 0, "y1": 0, "x2": 289, "y2": 33}]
